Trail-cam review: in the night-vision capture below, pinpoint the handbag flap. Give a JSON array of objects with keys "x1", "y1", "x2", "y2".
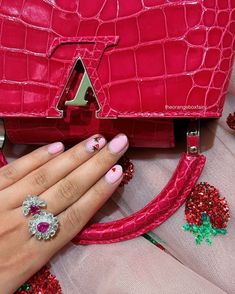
[{"x1": 0, "y1": 1, "x2": 234, "y2": 118}]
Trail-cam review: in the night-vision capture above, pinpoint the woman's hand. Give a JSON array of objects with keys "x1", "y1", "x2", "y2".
[{"x1": 0, "y1": 133, "x2": 128, "y2": 294}]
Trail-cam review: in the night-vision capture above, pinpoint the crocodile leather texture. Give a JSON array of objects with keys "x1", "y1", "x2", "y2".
[
  {"x1": 0, "y1": 1, "x2": 231, "y2": 243},
  {"x1": 0, "y1": 0, "x2": 234, "y2": 120}
]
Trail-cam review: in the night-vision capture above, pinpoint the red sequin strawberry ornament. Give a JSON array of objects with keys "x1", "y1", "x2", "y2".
[
  {"x1": 182, "y1": 182, "x2": 230, "y2": 245},
  {"x1": 227, "y1": 112, "x2": 235, "y2": 130},
  {"x1": 15, "y1": 266, "x2": 62, "y2": 294}
]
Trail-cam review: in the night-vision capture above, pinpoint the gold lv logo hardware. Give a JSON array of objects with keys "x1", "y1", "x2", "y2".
[{"x1": 65, "y1": 57, "x2": 97, "y2": 107}]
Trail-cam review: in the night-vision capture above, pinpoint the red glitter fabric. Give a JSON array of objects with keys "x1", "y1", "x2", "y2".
[
  {"x1": 16, "y1": 265, "x2": 62, "y2": 294},
  {"x1": 226, "y1": 112, "x2": 235, "y2": 130},
  {"x1": 118, "y1": 156, "x2": 135, "y2": 186},
  {"x1": 185, "y1": 182, "x2": 230, "y2": 228}
]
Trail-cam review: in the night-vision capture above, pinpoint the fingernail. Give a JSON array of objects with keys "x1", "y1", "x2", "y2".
[
  {"x1": 86, "y1": 135, "x2": 106, "y2": 153},
  {"x1": 47, "y1": 142, "x2": 64, "y2": 154},
  {"x1": 108, "y1": 134, "x2": 128, "y2": 154},
  {"x1": 105, "y1": 165, "x2": 123, "y2": 184}
]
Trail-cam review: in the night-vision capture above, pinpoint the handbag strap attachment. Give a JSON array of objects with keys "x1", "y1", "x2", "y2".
[{"x1": 187, "y1": 119, "x2": 200, "y2": 155}]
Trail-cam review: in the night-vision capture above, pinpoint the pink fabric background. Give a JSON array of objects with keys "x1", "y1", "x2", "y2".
[{"x1": 3, "y1": 74, "x2": 235, "y2": 293}]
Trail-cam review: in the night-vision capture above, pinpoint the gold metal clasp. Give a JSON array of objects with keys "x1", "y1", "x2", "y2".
[{"x1": 64, "y1": 57, "x2": 97, "y2": 107}]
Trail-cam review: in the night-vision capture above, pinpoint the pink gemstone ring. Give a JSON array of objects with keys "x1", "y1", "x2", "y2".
[
  {"x1": 22, "y1": 195, "x2": 59, "y2": 240},
  {"x1": 22, "y1": 195, "x2": 46, "y2": 216},
  {"x1": 28, "y1": 211, "x2": 59, "y2": 240}
]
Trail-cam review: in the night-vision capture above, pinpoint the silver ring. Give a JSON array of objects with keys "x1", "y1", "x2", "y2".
[
  {"x1": 29, "y1": 211, "x2": 59, "y2": 240},
  {"x1": 22, "y1": 195, "x2": 59, "y2": 240}
]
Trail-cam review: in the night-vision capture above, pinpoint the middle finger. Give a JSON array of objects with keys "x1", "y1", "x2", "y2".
[{"x1": 40, "y1": 133, "x2": 128, "y2": 215}]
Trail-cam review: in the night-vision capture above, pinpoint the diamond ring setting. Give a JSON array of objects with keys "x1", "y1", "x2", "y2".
[{"x1": 22, "y1": 195, "x2": 59, "y2": 240}]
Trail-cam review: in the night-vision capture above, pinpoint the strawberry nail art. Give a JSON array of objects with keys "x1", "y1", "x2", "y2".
[
  {"x1": 105, "y1": 165, "x2": 123, "y2": 184},
  {"x1": 86, "y1": 136, "x2": 106, "y2": 153}
]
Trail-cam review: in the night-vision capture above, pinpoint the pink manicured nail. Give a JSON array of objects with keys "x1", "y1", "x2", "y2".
[
  {"x1": 47, "y1": 142, "x2": 64, "y2": 154},
  {"x1": 105, "y1": 165, "x2": 123, "y2": 184},
  {"x1": 108, "y1": 134, "x2": 128, "y2": 154},
  {"x1": 86, "y1": 135, "x2": 106, "y2": 153}
]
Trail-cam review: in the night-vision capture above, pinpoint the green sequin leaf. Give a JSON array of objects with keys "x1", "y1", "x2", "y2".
[
  {"x1": 182, "y1": 214, "x2": 227, "y2": 246},
  {"x1": 15, "y1": 283, "x2": 31, "y2": 293}
]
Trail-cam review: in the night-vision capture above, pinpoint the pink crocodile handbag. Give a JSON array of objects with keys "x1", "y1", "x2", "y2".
[{"x1": 0, "y1": 0, "x2": 234, "y2": 244}]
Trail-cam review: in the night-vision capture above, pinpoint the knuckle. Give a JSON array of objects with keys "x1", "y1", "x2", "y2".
[
  {"x1": 70, "y1": 149, "x2": 81, "y2": 164},
  {"x1": 30, "y1": 169, "x2": 48, "y2": 189},
  {"x1": 57, "y1": 177, "x2": 79, "y2": 202},
  {"x1": 93, "y1": 154, "x2": 109, "y2": 171},
  {"x1": 92, "y1": 184, "x2": 105, "y2": 200},
  {"x1": 0, "y1": 165, "x2": 17, "y2": 182},
  {"x1": 64, "y1": 206, "x2": 83, "y2": 229},
  {"x1": 30, "y1": 148, "x2": 43, "y2": 163}
]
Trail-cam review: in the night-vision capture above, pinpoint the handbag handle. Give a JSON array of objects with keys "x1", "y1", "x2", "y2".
[{"x1": 73, "y1": 152, "x2": 206, "y2": 244}]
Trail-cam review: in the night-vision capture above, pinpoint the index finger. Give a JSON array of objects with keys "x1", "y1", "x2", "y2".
[{"x1": 0, "y1": 142, "x2": 64, "y2": 191}]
